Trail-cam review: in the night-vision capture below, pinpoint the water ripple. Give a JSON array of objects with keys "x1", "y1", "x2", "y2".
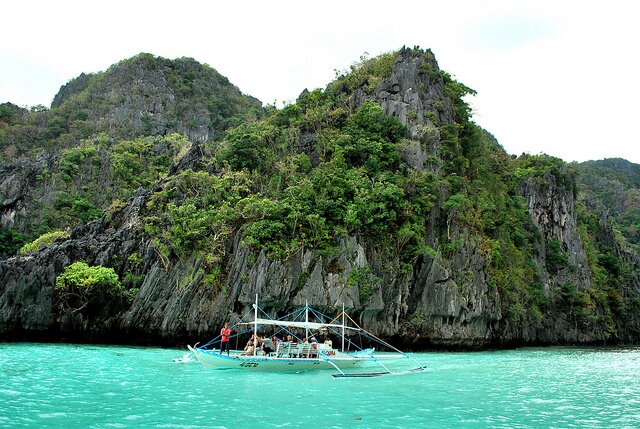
[{"x1": 1, "y1": 344, "x2": 639, "y2": 428}]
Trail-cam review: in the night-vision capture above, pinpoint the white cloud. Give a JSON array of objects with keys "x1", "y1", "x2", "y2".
[{"x1": 2, "y1": 0, "x2": 639, "y2": 163}]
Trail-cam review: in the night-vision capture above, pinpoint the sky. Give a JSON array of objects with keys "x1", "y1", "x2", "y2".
[{"x1": 2, "y1": 0, "x2": 639, "y2": 163}]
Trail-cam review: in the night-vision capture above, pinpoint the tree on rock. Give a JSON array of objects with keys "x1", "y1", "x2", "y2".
[{"x1": 55, "y1": 262, "x2": 132, "y2": 314}]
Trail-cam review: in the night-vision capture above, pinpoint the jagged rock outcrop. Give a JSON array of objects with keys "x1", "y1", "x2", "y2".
[
  {"x1": 0, "y1": 152, "x2": 56, "y2": 230},
  {"x1": 512, "y1": 170, "x2": 640, "y2": 344},
  {"x1": 376, "y1": 48, "x2": 453, "y2": 139},
  {"x1": 521, "y1": 173, "x2": 592, "y2": 291},
  {"x1": 350, "y1": 47, "x2": 452, "y2": 172},
  {"x1": 403, "y1": 227, "x2": 500, "y2": 347},
  {"x1": 385, "y1": 49, "x2": 449, "y2": 172},
  {"x1": 51, "y1": 73, "x2": 91, "y2": 108}
]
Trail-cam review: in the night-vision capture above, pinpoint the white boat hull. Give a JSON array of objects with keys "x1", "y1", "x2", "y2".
[{"x1": 189, "y1": 346, "x2": 370, "y2": 372}]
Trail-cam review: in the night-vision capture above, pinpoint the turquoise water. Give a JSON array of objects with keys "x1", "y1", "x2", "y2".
[{"x1": 1, "y1": 344, "x2": 639, "y2": 428}]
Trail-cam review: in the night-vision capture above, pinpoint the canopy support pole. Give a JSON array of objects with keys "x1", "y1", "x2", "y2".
[
  {"x1": 253, "y1": 294, "x2": 258, "y2": 357},
  {"x1": 341, "y1": 303, "x2": 345, "y2": 353}
]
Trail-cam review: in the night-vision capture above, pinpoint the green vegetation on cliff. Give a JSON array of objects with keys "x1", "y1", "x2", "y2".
[
  {"x1": 138, "y1": 49, "x2": 567, "y2": 333},
  {"x1": 142, "y1": 49, "x2": 457, "y2": 283},
  {"x1": 55, "y1": 261, "x2": 137, "y2": 316},
  {"x1": 0, "y1": 54, "x2": 262, "y2": 257},
  {"x1": 0, "y1": 132, "x2": 192, "y2": 253},
  {"x1": 0, "y1": 54, "x2": 261, "y2": 161},
  {"x1": 574, "y1": 158, "x2": 640, "y2": 248},
  {"x1": 2, "y1": 47, "x2": 639, "y2": 345},
  {"x1": 19, "y1": 230, "x2": 70, "y2": 255}
]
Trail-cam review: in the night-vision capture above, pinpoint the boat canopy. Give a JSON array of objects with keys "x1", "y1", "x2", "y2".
[{"x1": 239, "y1": 318, "x2": 361, "y2": 331}]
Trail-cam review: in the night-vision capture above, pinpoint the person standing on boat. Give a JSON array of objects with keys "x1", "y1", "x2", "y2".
[{"x1": 220, "y1": 323, "x2": 231, "y2": 356}]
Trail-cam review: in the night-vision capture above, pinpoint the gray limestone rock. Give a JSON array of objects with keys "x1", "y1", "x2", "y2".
[{"x1": 374, "y1": 48, "x2": 452, "y2": 172}]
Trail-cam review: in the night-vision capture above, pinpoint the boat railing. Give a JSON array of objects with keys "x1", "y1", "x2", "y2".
[
  {"x1": 274, "y1": 343, "x2": 320, "y2": 359},
  {"x1": 288, "y1": 343, "x2": 302, "y2": 358},
  {"x1": 299, "y1": 344, "x2": 318, "y2": 358},
  {"x1": 276, "y1": 342, "x2": 291, "y2": 357}
]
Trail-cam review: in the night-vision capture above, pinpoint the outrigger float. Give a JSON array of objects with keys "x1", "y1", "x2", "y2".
[{"x1": 188, "y1": 295, "x2": 425, "y2": 377}]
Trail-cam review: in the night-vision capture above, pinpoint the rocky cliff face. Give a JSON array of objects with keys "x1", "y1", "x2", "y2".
[
  {"x1": 521, "y1": 173, "x2": 592, "y2": 292},
  {"x1": 51, "y1": 73, "x2": 92, "y2": 108},
  {"x1": 0, "y1": 192, "x2": 500, "y2": 348},
  {"x1": 1, "y1": 48, "x2": 638, "y2": 348},
  {"x1": 0, "y1": 152, "x2": 57, "y2": 230},
  {"x1": 515, "y1": 173, "x2": 593, "y2": 343},
  {"x1": 0, "y1": 189, "x2": 145, "y2": 340}
]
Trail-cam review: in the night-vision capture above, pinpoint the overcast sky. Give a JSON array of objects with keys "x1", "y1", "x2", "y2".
[{"x1": 2, "y1": 0, "x2": 639, "y2": 163}]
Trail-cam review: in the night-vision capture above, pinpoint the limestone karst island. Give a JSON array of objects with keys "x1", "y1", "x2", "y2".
[{"x1": 1, "y1": 47, "x2": 639, "y2": 350}]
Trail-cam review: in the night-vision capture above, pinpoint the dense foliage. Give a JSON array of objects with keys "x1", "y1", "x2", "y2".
[
  {"x1": 145, "y1": 94, "x2": 441, "y2": 279},
  {"x1": 574, "y1": 158, "x2": 640, "y2": 247},
  {"x1": 55, "y1": 261, "x2": 121, "y2": 290},
  {"x1": 55, "y1": 261, "x2": 138, "y2": 313},
  {"x1": 55, "y1": 261, "x2": 136, "y2": 314}
]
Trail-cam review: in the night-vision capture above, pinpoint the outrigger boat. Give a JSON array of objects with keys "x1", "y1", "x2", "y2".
[{"x1": 188, "y1": 295, "x2": 425, "y2": 377}]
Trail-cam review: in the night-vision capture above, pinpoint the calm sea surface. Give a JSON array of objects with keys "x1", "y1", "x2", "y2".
[{"x1": 0, "y1": 343, "x2": 638, "y2": 428}]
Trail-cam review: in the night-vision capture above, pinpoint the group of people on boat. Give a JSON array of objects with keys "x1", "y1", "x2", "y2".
[
  {"x1": 239, "y1": 335, "x2": 278, "y2": 356},
  {"x1": 220, "y1": 323, "x2": 333, "y2": 359},
  {"x1": 240, "y1": 335, "x2": 323, "y2": 358}
]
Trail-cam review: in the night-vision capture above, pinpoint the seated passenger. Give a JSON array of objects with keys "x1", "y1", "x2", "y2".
[
  {"x1": 262, "y1": 337, "x2": 276, "y2": 355},
  {"x1": 309, "y1": 337, "x2": 319, "y2": 358},
  {"x1": 240, "y1": 340, "x2": 254, "y2": 356}
]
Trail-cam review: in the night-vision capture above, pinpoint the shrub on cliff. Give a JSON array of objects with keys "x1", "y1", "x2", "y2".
[
  {"x1": 56, "y1": 261, "x2": 121, "y2": 290},
  {"x1": 19, "y1": 230, "x2": 70, "y2": 255},
  {"x1": 55, "y1": 262, "x2": 135, "y2": 313}
]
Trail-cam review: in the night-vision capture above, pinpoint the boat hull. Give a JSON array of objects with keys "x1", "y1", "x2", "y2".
[{"x1": 189, "y1": 346, "x2": 369, "y2": 372}]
